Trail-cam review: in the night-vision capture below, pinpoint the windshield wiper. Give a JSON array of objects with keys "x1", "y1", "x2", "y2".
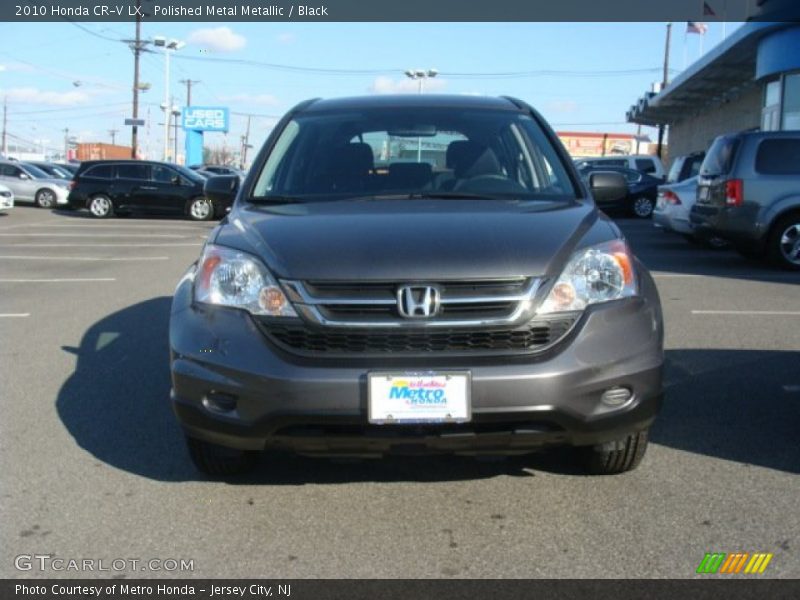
[
  {"x1": 248, "y1": 195, "x2": 306, "y2": 204},
  {"x1": 364, "y1": 192, "x2": 504, "y2": 201}
]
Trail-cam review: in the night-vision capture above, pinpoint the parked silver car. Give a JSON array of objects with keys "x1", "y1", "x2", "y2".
[
  {"x1": 0, "y1": 183, "x2": 14, "y2": 211},
  {"x1": 0, "y1": 160, "x2": 70, "y2": 208},
  {"x1": 654, "y1": 176, "x2": 727, "y2": 248}
]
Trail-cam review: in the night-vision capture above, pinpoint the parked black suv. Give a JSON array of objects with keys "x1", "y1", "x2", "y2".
[
  {"x1": 170, "y1": 95, "x2": 664, "y2": 476},
  {"x1": 691, "y1": 131, "x2": 800, "y2": 269},
  {"x1": 67, "y1": 160, "x2": 225, "y2": 220}
]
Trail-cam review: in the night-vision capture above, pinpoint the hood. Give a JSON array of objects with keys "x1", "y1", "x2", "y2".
[{"x1": 215, "y1": 199, "x2": 611, "y2": 280}]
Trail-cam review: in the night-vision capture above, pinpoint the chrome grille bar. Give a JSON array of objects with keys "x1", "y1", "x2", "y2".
[{"x1": 280, "y1": 277, "x2": 543, "y2": 328}]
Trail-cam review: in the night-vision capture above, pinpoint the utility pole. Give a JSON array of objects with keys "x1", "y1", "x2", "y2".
[
  {"x1": 63, "y1": 127, "x2": 70, "y2": 161},
  {"x1": 108, "y1": 129, "x2": 119, "y2": 145},
  {"x1": 130, "y1": 0, "x2": 143, "y2": 159},
  {"x1": 179, "y1": 79, "x2": 199, "y2": 106},
  {"x1": 1, "y1": 96, "x2": 7, "y2": 158},
  {"x1": 656, "y1": 22, "x2": 672, "y2": 160},
  {"x1": 240, "y1": 114, "x2": 251, "y2": 170}
]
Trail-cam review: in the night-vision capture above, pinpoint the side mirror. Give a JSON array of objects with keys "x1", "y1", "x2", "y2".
[
  {"x1": 19, "y1": 173, "x2": 30, "y2": 180},
  {"x1": 589, "y1": 171, "x2": 628, "y2": 205},
  {"x1": 204, "y1": 175, "x2": 239, "y2": 205}
]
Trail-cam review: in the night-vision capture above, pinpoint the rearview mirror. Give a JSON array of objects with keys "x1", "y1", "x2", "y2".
[
  {"x1": 204, "y1": 175, "x2": 239, "y2": 205},
  {"x1": 588, "y1": 171, "x2": 627, "y2": 205},
  {"x1": 387, "y1": 124, "x2": 438, "y2": 137}
]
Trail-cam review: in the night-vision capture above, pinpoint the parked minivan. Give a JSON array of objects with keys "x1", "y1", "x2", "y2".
[
  {"x1": 575, "y1": 155, "x2": 666, "y2": 180},
  {"x1": 690, "y1": 131, "x2": 800, "y2": 269},
  {"x1": 67, "y1": 160, "x2": 224, "y2": 220},
  {"x1": 169, "y1": 95, "x2": 665, "y2": 477}
]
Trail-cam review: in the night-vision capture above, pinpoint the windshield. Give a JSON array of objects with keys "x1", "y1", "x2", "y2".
[
  {"x1": 700, "y1": 137, "x2": 739, "y2": 177},
  {"x1": 251, "y1": 107, "x2": 577, "y2": 201},
  {"x1": 22, "y1": 163, "x2": 52, "y2": 179}
]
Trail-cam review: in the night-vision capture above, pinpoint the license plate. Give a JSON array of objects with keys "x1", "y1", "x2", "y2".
[
  {"x1": 368, "y1": 372, "x2": 471, "y2": 424},
  {"x1": 699, "y1": 186, "x2": 709, "y2": 201}
]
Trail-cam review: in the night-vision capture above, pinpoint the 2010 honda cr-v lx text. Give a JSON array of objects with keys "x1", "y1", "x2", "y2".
[{"x1": 169, "y1": 95, "x2": 664, "y2": 476}]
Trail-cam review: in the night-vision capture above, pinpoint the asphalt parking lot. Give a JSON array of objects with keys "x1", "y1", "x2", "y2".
[{"x1": 0, "y1": 205, "x2": 798, "y2": 579}]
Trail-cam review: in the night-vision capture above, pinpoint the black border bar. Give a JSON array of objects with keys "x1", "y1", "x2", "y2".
[
  {"x1": 3, "y1": 0, "x2": 800, "y2": 22},
  {"x1": 4, "y1": 579, "x2": 800, "y2": 600}
]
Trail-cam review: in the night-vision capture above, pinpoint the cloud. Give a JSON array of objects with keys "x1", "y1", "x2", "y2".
[
  {"x1": 275, "y1": 33, "x2": 295, "y2": 44},
  {"x1": 0, "y1": 65, "x2": 5, "y2": 72},
  {"x1": 545, "y1": 99, "x2": 579, "y2": 113},
  {"x1": 1, "y1": 87, "x2": 92, "y2": 106},
  {"x1": 369, "y1": 76, "x2": 447, "y2": 95},
  {"x1": 187, "y1": 27, "x2": 246, "y2": 52},
  {"x1": 219, "y1": 93, "x2": 280, "y2": 107}
]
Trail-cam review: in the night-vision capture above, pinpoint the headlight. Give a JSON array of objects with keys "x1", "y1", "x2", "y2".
[
  {"x1": 193, "y1": 244, "x2": 297, "y2": 317},
  {"x1": 538, "y1": 239, "x2": 636, "y2": 314}
]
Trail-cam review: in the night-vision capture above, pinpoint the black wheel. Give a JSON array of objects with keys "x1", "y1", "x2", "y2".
[
  {"x1": 35, "y1": 188, "x2": 56, "y2": 209},
  {"x1": 582, "y1": 429, "x2": 649, "y2": 475},
  {"x1": 767, "y1": 214, "x2": 800, "y2": 271},
  {"x1": 187, "y1": 196, "x2": 214, "y2": 221},
  {"x1": 87, "y1": 194, "x2": 114, "y2": 218},
  {"x1": 631, "y1": 196, "x2": 654, "y2": 219},
  {"x1": 185, "y1": 436, "x2": 258, "y2": 476}
]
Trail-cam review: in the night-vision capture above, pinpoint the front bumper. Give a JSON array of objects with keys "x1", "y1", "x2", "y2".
[
  {"x1": 169, "y1": 265, "x2": 665, "y2": 455},
  {"x1": 0, "y1": 195, "x2": 13, "y2": 210}
]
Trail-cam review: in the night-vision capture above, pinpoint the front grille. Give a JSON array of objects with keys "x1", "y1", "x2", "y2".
[
  {"x1": 256, "y1": 316, "x2": 578, "y2": 356},
  {"x1": 281, "y1": 277, "x2": 540, "y2": 327}
]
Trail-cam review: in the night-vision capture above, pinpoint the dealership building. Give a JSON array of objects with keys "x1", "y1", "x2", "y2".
[{"x1": 627, "y1": 21, "x2": 800, "y2": 163}]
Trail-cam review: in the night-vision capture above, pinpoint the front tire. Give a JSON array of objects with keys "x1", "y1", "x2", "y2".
[
  {"x1": 35, "y1": 189, "x2": 56, "y2": 209},
  {"x1": 582, "y1": 429, "x2": 649, "y2": 475},
  {"x1": 631, "y1": 196, "x2": 654, "y2": 219},
  {"x1": 185, "y1": 436, "x2": 258, "y2": 476},
  {"x1": 88, "y1": 195, "x2": 114, "y2": 218},
  {"x1": 187, "y1": 197, "x2": 214, "y2": 221},
  {"x1": 768, "y1": 214, "x2": 800, "y2": 271}
]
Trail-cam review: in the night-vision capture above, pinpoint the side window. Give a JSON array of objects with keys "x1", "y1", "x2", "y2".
[
  {"x1": 116, "y1": 163, "x2": 150, "y2": 180},
  {"x1": 152, "y1": 165, "x2": 178, "y2": 183},
  {"x1": 0, "y1": 165, "x2": 15, "y2": 177},
  {"x1": 755, "y1": 139, "x2": 800, "y2": 175},
  {"x1": 687, "y1": 157, "x2": 702, "y2": 178},
  {"x1": 624, "y1": 171, "x2": 641, "y2": 183},
  {"x1": 8, "y1": 166, "x2": 24, "y2": 178},
  {"x1": 84, "y1": 165, "x2": 113, "y2": 179},
  {"x1": 635, "y1": 159, "x2": 656, "y2": 174}
]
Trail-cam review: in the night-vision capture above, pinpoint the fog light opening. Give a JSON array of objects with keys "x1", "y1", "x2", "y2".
[
  {"x1": 202, "y1": 391, "x2": 238, "y2": 414},
  {"x1": 601, "y1": 386, "x2": 633, "y2": 407}
]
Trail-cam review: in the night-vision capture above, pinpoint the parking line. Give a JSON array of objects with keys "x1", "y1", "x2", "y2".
[
  {"x1": 0, "y1": 278, "x2": 116, "y2": 283},
  {"x1": 0, "y1": 255, "x2": 169, "y2": 261},
  {"x1": 0, "y1": 243, "x2": 202, "y2": 247},
  {"x1": 0, "y1": 313, "x2": 30, "y2": 318},
  {"x1": 0, "y1": 233, "x2": 189, "y2": 238},
  {"x1": 692, "y1": 310, "x2": 800, "y2": 316}
]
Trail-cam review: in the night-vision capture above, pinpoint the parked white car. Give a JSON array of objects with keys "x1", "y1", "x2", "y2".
[
  {"x1": 0, "y1": 160, "x2": 70, "y2": 208},
  {"x1": 0, "y1": 183, "x2": 13, "y2": 211},
  {"x1": 653, "y1": 176, "x2": 726, "y2": 248}
]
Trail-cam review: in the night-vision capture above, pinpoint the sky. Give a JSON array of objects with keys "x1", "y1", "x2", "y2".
[{"x1": 0, "y1": 21, "x2": 742, "y2": 161}]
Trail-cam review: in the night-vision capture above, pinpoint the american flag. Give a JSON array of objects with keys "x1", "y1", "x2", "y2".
[{"x1": 687, "y1": 21, "x2": 709, "y2": 35}]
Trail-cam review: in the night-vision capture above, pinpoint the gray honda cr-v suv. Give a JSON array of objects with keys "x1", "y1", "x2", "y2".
[{"x1": 169, "y1": 95, "x2": 664, "y2": 476}]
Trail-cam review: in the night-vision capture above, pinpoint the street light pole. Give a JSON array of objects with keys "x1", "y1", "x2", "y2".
[
  {"x1": 404, "y1": 69, "x2": 438, "y2": 162},
  {"x1": 155, "y1": 37, "x2": 185, "y2": 162}
]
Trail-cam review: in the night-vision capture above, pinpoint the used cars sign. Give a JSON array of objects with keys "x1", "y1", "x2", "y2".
[{"x1": 182, "y1": 107, "x2": 230, "y2": 132}]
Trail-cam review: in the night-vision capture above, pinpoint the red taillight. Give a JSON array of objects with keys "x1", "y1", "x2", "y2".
[
  {"x1": 725, "y1": 179, "x2": 743, "y2": 206},
  {"x1": 662, "y1": 190, "x2": 681, "y2": 205}
]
